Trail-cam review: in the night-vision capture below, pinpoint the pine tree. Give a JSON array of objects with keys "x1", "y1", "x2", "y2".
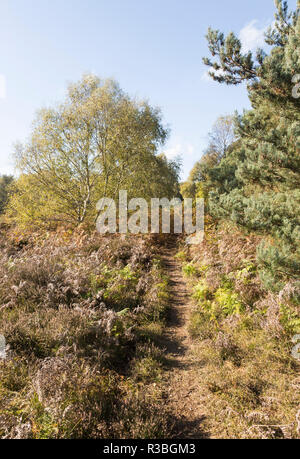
[{"x1": 203, "y1": 0, "x2": 300, "y2": 293}]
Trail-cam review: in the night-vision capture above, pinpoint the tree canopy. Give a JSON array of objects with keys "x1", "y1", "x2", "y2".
[
  {"x1": 0, "y1": 175, "x2": 14, "y2": 214},
  {"x1": 9, "y1": 75, "x2": 180, "y2": 227},
  {"x1": 181, "y1": 115, "x2": 235, "y2": 199},
  {"x1": 202, "y1": 0, "x2": 300, "y2": 292}
]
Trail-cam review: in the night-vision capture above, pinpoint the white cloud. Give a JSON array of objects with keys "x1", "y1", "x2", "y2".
[
  {"x1": 201, "y1": 71, "x2": 211, "y2": 82},
  {"x1": 0, "y1": 75, "x2": 6, "y2": 99},
  {"x1": 164, "y1": 143, "x2": 194, "y2": 160},
  {"x1": 239, "y1": 20, "x2": 269, "y2": 53},
  {"x1": 201, "y1": 20, "x2": 273, "y2": 83}
]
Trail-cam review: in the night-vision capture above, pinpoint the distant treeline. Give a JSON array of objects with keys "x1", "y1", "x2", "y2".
[{"x1": 0, "y1": 175, "x2": 14, "y2": 214}]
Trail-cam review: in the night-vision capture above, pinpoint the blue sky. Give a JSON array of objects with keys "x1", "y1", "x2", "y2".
[{"x1": 0, "y1": 0, "x2": 297, "y2": 179}]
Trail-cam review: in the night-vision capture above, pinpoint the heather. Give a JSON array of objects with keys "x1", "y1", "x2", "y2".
[
  {"x1": 178, "y1": 219, "x2": 300, "y2": 438},
  {"x1": 0, "y1": 227, "x2": 171, "y2": 438}
]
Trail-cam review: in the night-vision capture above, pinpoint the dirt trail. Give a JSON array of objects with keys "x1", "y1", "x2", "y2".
[{"x1": 160, "y1": 238, "x2": 208, "y2": 439}]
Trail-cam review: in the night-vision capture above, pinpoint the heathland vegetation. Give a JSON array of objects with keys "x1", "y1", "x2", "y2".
[{"x1": 0, "y1": 0, "x2": 299, "y2": 439}]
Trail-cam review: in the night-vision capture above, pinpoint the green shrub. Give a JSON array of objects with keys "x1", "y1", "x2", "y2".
[
  {"x1": 279, "y1": 304, "x2": 300, "y2": 335},
  {"x1": 182, "y1": 263, "x2": 197, "y2": 277},
  {"x1": 214, "y1": 287, "x2": 244, "y2": 316},
  {"x1": 193, "y1": 280, "x2": 212, "y2": 302}
]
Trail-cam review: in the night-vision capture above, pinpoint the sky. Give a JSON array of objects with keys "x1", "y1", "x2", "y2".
[{"x1": 0, "y1": 0, "x2": 297, "y2": 179}]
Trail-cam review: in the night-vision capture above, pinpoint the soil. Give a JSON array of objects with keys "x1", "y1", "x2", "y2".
[{"x1": 160, "y1": 237, "x2": 208, "y2": 439}]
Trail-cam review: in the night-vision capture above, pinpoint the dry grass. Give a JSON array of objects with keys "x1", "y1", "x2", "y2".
[
  {"x1": 1, "y1": 222, "x2": 299, "y2": 439},
  {"x1": 0, "y1": 228, "x2": 172, "y2": 438},
  {"x1": 181, "y1": 220, "x2": 300, "y2": 439}
]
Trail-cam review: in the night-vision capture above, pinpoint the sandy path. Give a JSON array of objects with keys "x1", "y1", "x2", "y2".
[{"x1": 159, "y1": 238, "x2": 208, "y2": 439}]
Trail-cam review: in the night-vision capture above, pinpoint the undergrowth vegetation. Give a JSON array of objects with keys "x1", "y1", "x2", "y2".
[
  {"x1": 180, "y1": 219, "x2": 300, "y2": 439},
  {"x1": 0, "y1": 227, "x2": 171, "y2": 439}
]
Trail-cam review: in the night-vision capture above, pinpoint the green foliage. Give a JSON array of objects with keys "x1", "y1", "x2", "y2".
[
  {"x1": 235, "y1": 262, "x2": 257, "y2": 283},
  {"x1": 186, "y1": 221, "x2": 299, "y2": 438},
  {"x1": 0, "y1": 231, "x2": 171, "y2": 439},
  {"x1": 214, "y1": 287, "x2": 244, "y2": 316},
  {"x1": 8, "y1": 75, "x2": 180, "y2": 227},
  {"x1": 182, "y1": 262, "x2": 197, "y2": 277},
  {"x1": 192, "y1": 274, "x2": 244, "y2": 321},
  {"x1": 180, "y1": 116, "x2": 235, "y2": 201},
  {"x1": 279, "y1": 304, "x2": 300, "y2": 335},
  {"x1": 193, "y1": 280, "x2": 211, "y2": 302},
  {"x1": 174, "y1": 250, "x2": 187, "y2": 261},
  {"x1": 0, "y1": 175, "x2": 14, "y2": 214},
  {"x1": 202, "y1": 1, "x2": 300, "y2": 293}
]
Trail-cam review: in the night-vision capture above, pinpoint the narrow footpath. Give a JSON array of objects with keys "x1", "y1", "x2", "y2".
[{"x1": 160, "y1": 238, "x2": 208, "y2": 439}]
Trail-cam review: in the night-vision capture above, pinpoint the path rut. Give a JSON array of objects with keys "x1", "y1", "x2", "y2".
[{"x1": 160, "y1": 238, "x2": 208, "y2": 439}]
